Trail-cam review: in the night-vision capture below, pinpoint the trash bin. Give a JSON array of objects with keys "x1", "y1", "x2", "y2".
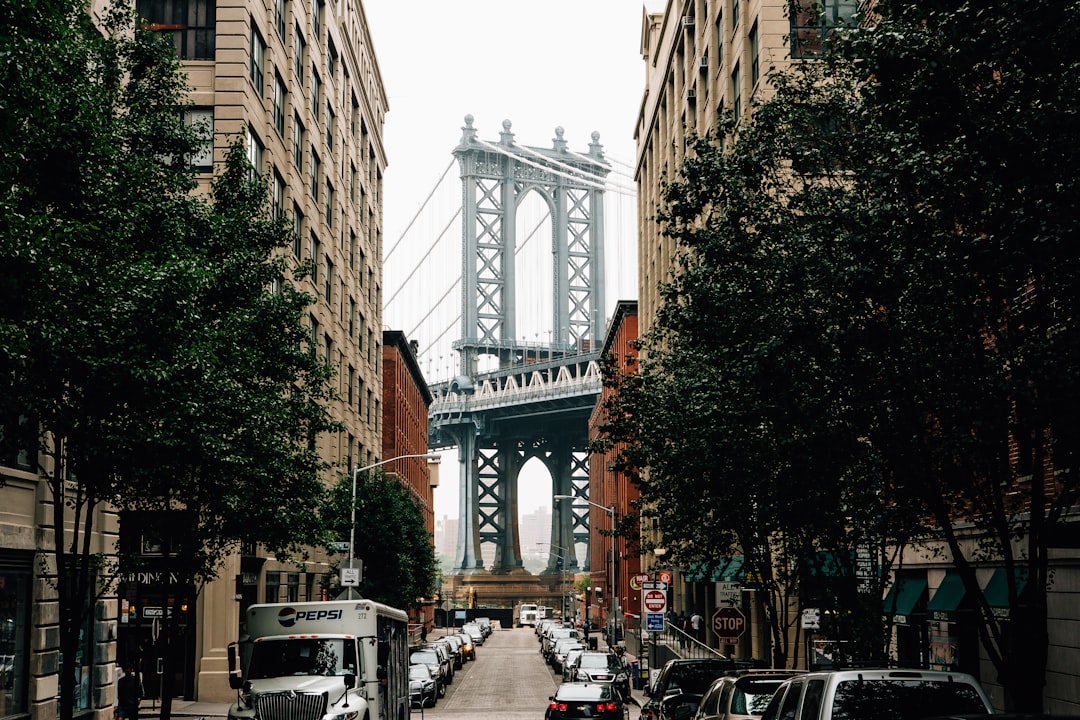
[{"x1": 588, "y1": 637, "x2": 598, "y2": 650}]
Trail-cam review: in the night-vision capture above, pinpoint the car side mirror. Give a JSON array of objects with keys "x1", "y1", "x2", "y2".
[{"x1": 344, "y1": 673, "x2": 356, "y2": 689}]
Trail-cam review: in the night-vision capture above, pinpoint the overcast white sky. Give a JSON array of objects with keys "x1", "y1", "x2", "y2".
[{"x1": 364, "y1": 1, "x2": 647, "y2": 521}]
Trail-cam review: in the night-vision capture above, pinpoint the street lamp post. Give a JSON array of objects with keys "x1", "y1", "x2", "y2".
[
  {"x1": 554, "y1": 494, "x2": 616, "y2": 648},
  {"x1": 342, "y1": 453, "x2": 441, "y2": 599},
  {"x1": 538, "y1": 542, "x2": 571, "y2": 620}
]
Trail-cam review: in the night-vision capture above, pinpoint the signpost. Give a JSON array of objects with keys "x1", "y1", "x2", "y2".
[
  {"x1": 643, "y1": 589, "x2": 667, "y2": 612},
  {"x1": 712, "y1": 606, "x2": 745, "y2": 644}
]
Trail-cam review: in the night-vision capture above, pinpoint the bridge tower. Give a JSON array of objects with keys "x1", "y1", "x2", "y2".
[{"x1": 434, "y1": 116, "x2": 609, "y2": 582}]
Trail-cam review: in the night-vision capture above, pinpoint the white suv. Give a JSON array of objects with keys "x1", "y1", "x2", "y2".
[{"x1": 760, "y1": 668, "x2": 993, "y2": 720}]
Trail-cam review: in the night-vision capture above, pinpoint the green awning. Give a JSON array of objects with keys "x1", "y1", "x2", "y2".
[
  {"x1": 882, "y1": 576, "x2": 927, "y2": 626},
  {"x1": 684, "y1": 561, "x2": 709, "y2": 583},
  {"x1": 717, "y1": 556, "x2": 745, "y2": 582},
  {"x1": 927, "y1": 574, "x2": 967, "y2": 623},
  {"x1": 983, "y1": 567, "x2": 1029, "y2": 619}
]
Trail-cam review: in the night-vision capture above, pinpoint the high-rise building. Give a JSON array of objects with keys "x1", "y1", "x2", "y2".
[{"x1": 122, "y1": 0, "x2": 389, "y2": 702}]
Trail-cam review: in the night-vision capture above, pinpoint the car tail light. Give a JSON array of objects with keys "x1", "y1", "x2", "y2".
[
  {"x1": 596, "y1": 702, "x2": 619, "y2": 712},
  {"x1": 550, "y1": 702, "x2": 568, "y2": 712}
]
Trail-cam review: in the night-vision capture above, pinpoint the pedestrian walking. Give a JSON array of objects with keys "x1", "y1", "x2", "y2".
[
  {"x1": 116, "y1": 663, "x2": 143, "y2": 720},
  {"x1": 677, "y1": 612, "x2": 688, "y2": 648},
  {"x1": 690, "y1": 610, "x2": 704, "y2": 642}
]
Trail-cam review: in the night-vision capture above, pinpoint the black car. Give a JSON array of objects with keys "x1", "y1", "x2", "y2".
[
  {"x1": 547, "y1": 682, "x2": 629, "y2": 720},
  {"x1": 409, "y1": 663, "x2": 438, "y2": 708},
  {"x1": 641, "y1": 658, "x2": 737, "y2": 720}
]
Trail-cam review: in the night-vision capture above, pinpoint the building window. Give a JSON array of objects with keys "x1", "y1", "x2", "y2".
[
  {"x1": 731, "y1": 61, "x2": 741, "y2": 122},
  {"x1": 292, "y1": 204, "x2": 303, "y2": 258},
  {"x1": 292, "y1": 114, "x2": 304, "y2": 168},
  {"x1": 349, "y1": 298, "x2": 356, "y2": 335},
  {"x1": 249, "y1": 22, "x2": 265, "y2": 91},
  {"x1": 325, "y1": 181, "x2": 335, "y2": 227},
  {"x1": 789, "y1": 0, "x2": 858, "y2": 59},
  {"x1": 312, "y1": 69, "x2": 321, "y2": 110},
  {"x1": 311, "y1": 234, "x2": 320, "y2": 283},
  {"x1": 294, "y1": 30, "x2": 305, "y2": 82},
  {"x1": 265, "y1": 571, "x2": 281, "y2": 602},
  {"x1": 273, "y1": 72, "x2": 286, "y2": 136},
  {"x1": 326, "y1": 107, "x2": 335, "y2": 151},
  {"x1": 137, "y1": 0, "x2": 216, "y2": 60},
  {"x1": 311, "y1": 151, "x2": 321, "y2": 200},
  {"x1": 272, "y1": 170, "x2": 285, "y2": 219},
  {"x1": 324, "y1": 333, "x2": 332, "y2": 364},
  {"x1": 313, "y1": 0, "x2": 325, "y2": 42},
  {"x1": 246, "y1": 126, "x2": 263, "y2": 180},
  {"x1": 0, "y1": 556, "x2": 32, "y2": 715},
  {"x1": 324, "y1": 258, "x2": 333, "y2": 303},
  {"x1": 183, "y1": 107, "x2": 214, "y2": 171},
  {"x1": 348, "y1": 366, "x2": 355, "y2": 405},
  {"x1": 274, "y1": 0, "x2": 286, "y2": 38},
  {"x1": 328, "y1": 39, "x2": 338, "y2": 78},
  {"x1": 287, "y1": 573, "x2": 300, "y2": 602},
  {"x1": 309, "y1": 316, "x2": 319, "y2": 356},
  {"x1": 749, "y1": 20, "x2": 759, "y2": 87}
]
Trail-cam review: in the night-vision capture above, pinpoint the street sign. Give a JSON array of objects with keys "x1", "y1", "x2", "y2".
[
  {"x1": 646, "y1": 612, "x2": 665, "y2": 632},
  {"x1": 641, "y1": 581, "x2": 668, "y2": 591},
  {"x1": 340, "y1": 558, "x2": 363, "y2": 587},
  {"x1": 643, "y1": 589, "x2": 667, "y2": 613},
  {"x1": 630, "y1": 573, "x2": 651, "y2": 590},
  {"x1": 801, "y1": 607, "x2": 821, "y2": 630},
  {"x1": 716, "y1": 581, "x2": 740, "y2": 607},
  {"x1": 658, "y1": 570, "x2": 673, "y2": 584},
  {"x1": 712, "y1": 606, "x2": 745, "y2": 644}
]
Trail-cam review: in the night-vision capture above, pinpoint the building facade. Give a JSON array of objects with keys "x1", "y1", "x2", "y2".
[
  {"x1": 587, "y1": 300, "x2": 642, "y2": 639},
  {"x1": 0, "y1": 0, "x2": 390, "y2": 712}
]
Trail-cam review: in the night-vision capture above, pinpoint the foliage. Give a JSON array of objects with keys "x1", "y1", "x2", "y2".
[
  {"x1": 1, "y1": 3, "x2": 337, "y2": 718},
  {"x1": 597, "y1": 0, "x2": 1080, "y2": 704},
  {"x1": 325, "y1": 469, "x2": 439, "y2": 610}
]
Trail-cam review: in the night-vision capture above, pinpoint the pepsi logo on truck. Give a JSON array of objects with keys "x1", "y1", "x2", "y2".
[{"x1": 276, "y1": 606, "x2": 345, "y2": 627}]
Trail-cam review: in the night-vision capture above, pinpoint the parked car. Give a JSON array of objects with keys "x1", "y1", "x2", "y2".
[
  {"x1": 420, "y1": 641, "x2": 455, "y2": 684},
  {"x1": 454, "y1": 632, "x2": 476, "y2": 661},
  {"x1": 474, "y1": 616, "x2": 494, "y2": 636},
  {"x1": 694, "y1": 671, "x2": 802, "y2": 720},
  {"x1": 551, "y1": 639, "x2": 587, "y2": 673},
  {"x1": 641, "y1": 658, "x2": 738, "y2": 720},
  {"x1": 759, "y1": 668, "x2": 993, "y2": 720},
  {"x1": 461, "y1": 622, "x2": 485, "y2": 646},
  {"x1": 433, "y1": 635, "x2": 463, "y2": 669},
  {"x1": 547, "y1": 682, "x2": 630, "y2": 720},
  {"x1": 571, "y1": 651, "x2": 632, "y2": 697},
  {"x1": 409, "y1": 647, "x2": 447, "y2": 697},
  {"x1": 563, "y1": 648, "x2": 587, "y2": 682},
  {"x1": 409, "y1": 663, "x2": 438, "y2": 708},
  {"x1": 543, "y1": 626, "x2": 583, "y2": 660}
]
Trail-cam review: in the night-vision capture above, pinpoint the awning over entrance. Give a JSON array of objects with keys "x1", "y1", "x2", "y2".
[
  {"x1": 927, "y1": 573, "x2": 967, "y2": 623},
  {"x1": 684, "y1": 556, "x2": 745, "y2": 583},
  {"x1": 983, "y1": 566, "x2": 1029, "y2": 619},
  {"x1": 883, "y1": 575, "x2": 928, "y2": 626}
]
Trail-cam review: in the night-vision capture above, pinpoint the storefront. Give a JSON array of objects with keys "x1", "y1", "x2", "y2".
[
  {"x1": 883, "y1": 573, "x2": 928, "y2": 668},
  {"x1": 926, "y1": 573, "x2": 981, "y2": 677},
  {"x1": 0, "y1": 552, "x2": 32, "y2": 718}
]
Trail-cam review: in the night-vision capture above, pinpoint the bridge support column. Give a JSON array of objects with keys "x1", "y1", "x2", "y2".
[{"x1": 450, "y1": 428, "x2": 485, "y2": 575}]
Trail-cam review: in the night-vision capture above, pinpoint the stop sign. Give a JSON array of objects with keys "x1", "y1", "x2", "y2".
[
  {"x1": 712, "y1": 606, "x2": 745, "y2": 643},
  {"x1": 643, "y1": 589, "x2": 667, "y2": 612}
]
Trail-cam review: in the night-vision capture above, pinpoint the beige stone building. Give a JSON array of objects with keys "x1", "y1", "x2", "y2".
[
  {"x1": 129, "y1": 0, "x2": 390, "y2": 703},
  {"x1": 0, "y1": 0, "x2": 389, "y2": 714}
]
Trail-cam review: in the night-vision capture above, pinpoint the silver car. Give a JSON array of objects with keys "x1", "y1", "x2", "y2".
[{"x1": 568, "y1": 651, "x2": 631, "y2": 696}]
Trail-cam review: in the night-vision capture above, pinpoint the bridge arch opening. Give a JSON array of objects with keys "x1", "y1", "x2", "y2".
[
  {"x1": 513, "y1": 188, "x2": 554, "y2": 354},
  {"x1": 517, "y1": 455, "x2": 553, "y2": 574}
]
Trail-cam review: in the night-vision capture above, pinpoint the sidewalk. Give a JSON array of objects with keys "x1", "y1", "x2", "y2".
[{"x1": 139, "y1": 699, "x2": 230, "y2": 719}]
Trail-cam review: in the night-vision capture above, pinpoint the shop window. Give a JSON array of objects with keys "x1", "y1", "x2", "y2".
[{"x1": 0, "y1": 560, "x2": 32, "y2": 716}]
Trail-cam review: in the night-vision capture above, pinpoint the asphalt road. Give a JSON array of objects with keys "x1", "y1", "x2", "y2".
[{"x1": 417, "y1": 626, "x2": 561, "y2": 718}]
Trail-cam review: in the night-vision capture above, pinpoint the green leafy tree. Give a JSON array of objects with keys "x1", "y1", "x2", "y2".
[
  {"x1": 598, "y1": 2, "x2": 1079, "y2": 701},
  {"x1": 1, "y1": 3, "x2": 337, "y2": 718},
  {"x1": 324, "y1": 469, "x2": 439, "y2": 610}
]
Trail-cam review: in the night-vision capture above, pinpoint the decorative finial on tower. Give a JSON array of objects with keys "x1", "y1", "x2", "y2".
[
  {"x1": 589, "y1": 130, "x2": 604, "y2": 158},
  {"x1": 460, "y1": 114, "x2": 477, "y2": 145},
  {"x1": 552, "y1": 126, "x2": 568, "y2": 153},
  {"x1": 500, "y1": 119, "x2": 515, "y2": 146}
]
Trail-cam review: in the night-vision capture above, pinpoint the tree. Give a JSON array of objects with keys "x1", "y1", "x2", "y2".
[
  {"x1": 324, "y1": 469, "x2": 439, "y2": 611},
  {"x1": 1, "y1": 3, "x2": 338, "y2": 718},
  {"x1": 596, "y1": 0, "x2": 1080, "y2": 707}
]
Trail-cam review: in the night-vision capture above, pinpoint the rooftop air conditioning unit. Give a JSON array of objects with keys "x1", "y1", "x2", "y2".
[{"x1": 682, "y1": 15, "x2": 694, "y2": 26}]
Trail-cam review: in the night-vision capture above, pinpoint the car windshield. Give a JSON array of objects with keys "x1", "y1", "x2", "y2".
[
  {"x1": 411, "y1": 650, "x2": 439, "y2": 664},
  {"x1": 409, "y1": 665, "x2": 432, "y2": 681},
  {"x1": 831, "y1": 679, "x2": 987, "y2": 720},
  {"x1": 580, "y1": 654, "x2": 622, "y2": 671},
  {"x1": 557, "y1": 684, "x2": 615, "y2": 701},
  {"x1": 668, "y1": 661, "x2": 733, "y2": 694},
  {"x1": 732, "y1": 679, "x2": 785, "y2": 715},
  {"x1": 247, "y1": 638, "x2": 357, "y2": 679}
]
